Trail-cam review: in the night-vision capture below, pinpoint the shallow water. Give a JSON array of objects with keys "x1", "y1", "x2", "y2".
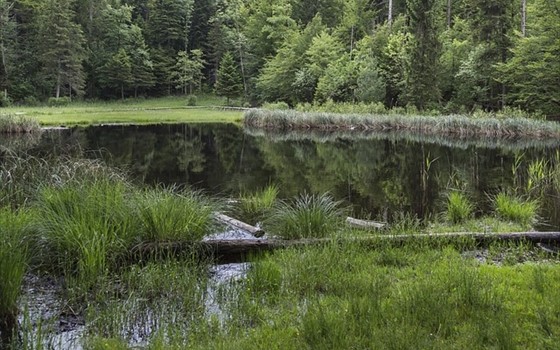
[{"x1": 26, "y1": 123, "x2": 560, "y2": 229}]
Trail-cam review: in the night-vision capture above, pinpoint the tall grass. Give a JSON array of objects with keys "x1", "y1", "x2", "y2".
[
  {"x1": 236, "y1": 185, "x2": 278, "y2": 225},
  {"x1": 35, "y1": 179, "x2": 136, "y2": 291},
  {"x1": 0, "y1": 209, "x2": 32, "y2": 344},
  {"x1": 135, "y1": 186, "x2": 218, "y2": 243},
  {"x1": 244, "y1": 109, "x2": 560, "y2": 139},
  {"x1": 446, "y1": 191, "x2": 474, "y2": 224},
  {"x1": 493, "y1": 192, "x2": 538, "y2": 228},
  {"x1": 264, "y1": 193, "x2": 346, "y2": 239},
  {"x1": 0, "y1": 113, "x2": 41, "y2": 134}
]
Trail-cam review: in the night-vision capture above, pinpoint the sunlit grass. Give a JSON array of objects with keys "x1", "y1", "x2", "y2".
[
  {"x1": 446, "y1": 191, "x2": 474, "y2": 224},
  {"x1": 3, "y1": 95, "x2": 243, "y2": 126},
  {"x1": 494, "y1": 192, "x2": 539, "y2": 228}
]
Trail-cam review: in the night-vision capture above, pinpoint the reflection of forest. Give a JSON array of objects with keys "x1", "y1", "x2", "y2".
[{"x1": 32, "y1": 124, "x2": 560, "y2": 228}]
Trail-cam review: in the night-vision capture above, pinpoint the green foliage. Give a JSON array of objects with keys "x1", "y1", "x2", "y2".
[
  {"x1": 47, "y1": 96, "x2": 71, "y2": 107},
  {"x1": 0, "y1": 209, "x2": 30, "y2": 341},
  {"x1": 215, "y1": 52, "x2": 243, "y2": 104},
  {"x1": 265, "y1": 193, "x2": 346, "y2": 239},
  {"x1": 173, "y1": 49, "x2": 205, "y2": 95},
  {"x1": 237, "y1": 185, "x2": 279, "y2": 225},
  {"x1": 135, "y1": 187, "x2": 217, "y2": 243},
  {"x1": 494, "y1": 192, "x2": 538, "y2": 227},
  {"x1": 446, "y1": 191, "x2": 474, "y2": 224}
]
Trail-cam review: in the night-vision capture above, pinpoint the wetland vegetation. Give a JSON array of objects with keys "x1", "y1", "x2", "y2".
[{"x1": 1, "y1": 123, "x2": 560, "y2": 348}]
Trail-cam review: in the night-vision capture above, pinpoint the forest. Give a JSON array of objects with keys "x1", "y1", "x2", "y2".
[{"x1": 0, "y1": 0, "x2": 559, "y2": 116}]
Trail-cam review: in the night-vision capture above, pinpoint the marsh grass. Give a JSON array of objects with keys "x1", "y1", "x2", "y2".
[
  {"x1": 136, "y1": 186, "x2": 218, "y2": 243},
  {"x1": 36, "y1": 179, "x2": 136, "y2": 292},
  {"x1": 0, "y1": 209, "x2": 31, "y2": 344},
  {"x1": 264, "y1": 193, "x2": 347, "y2": 239},
  {"x1": 244, "y1": 109, "x2": 560, "y2": 139},
  {"x1": 236, "y1": 185, "x2": 278, "y2": 225},
  {"x1": 446, "y1": 191, "x2": 474, "y2": 224},
  {"x1": 494, "y1": 192, "x2": 538, "y2": 227},
  {"x1": 0, "y1": 113, "x2": 41, "y2": 134}
]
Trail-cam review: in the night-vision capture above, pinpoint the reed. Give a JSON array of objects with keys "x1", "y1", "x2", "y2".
[
  {"x1": 244, "y1": 109, "x2": 560, "y2": 139},
  {"x1": 0, "y1": 113, "x2": 41, "y2": 134},
  {"x1": 264, "y1": 193, "x2": 346, "y2": 239}
]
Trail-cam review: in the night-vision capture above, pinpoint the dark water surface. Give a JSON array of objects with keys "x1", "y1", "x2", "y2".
[{"x1": 32, "y1": 123, "x2": 560, "y2": 229}]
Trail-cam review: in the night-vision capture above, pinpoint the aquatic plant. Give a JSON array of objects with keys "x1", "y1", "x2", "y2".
[
  {"x1": 265, "y1": 193, "x2": 346, "y2": 239},
  {"x1": 0, "y1": 209, "x2": 31, "y2": 344},
  {"x1": 493, "y1": 192, "x2": 538, "y2": 227},
  {"x1": 446, "y1": 191, "x2": 474, "y2": 224},
  {"x1": 36, "y1": 179, "x2": 136, "y2": 290},
  {"x1": 236, "y1": 185, "x2": 279, "y2": 225},
  {"x1": 244, "y1": 109, "x2": 560, "y2": 139},
  {"x1": 0, "y1": 113, "x2": 41, "y2": 134},
  {"x1": 135, "y1": 186, "x2": 218, "y2": 243}
]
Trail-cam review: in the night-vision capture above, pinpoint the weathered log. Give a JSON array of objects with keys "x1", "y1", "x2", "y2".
[
  {"x1": 346, "y1": 217, "x2": 386, "y2": 229},
  {"x1": 214, "y1": 213, "x2": 265, "y2": 238},
  {"x1": 131, "y1": 232, "x2": 560, "y2": 264}
]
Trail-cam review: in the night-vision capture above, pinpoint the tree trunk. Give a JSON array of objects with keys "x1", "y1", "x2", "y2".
[
  {"x1": 121, "y1": 84, "x2": 124, "y2": 100},
  {"x1": 388, "y1": 0, "x2": 393, "y2": 27},
  {"x1": 447, "y1": 0, "x2": 452, "y2": 29},
  {"x1": 521, "y1": 0, "x2": 527, "y2": 37}
]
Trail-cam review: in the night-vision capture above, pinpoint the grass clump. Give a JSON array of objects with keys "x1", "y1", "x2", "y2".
[
  {"x1": 446, "y1": 191, "x2": 474, "y2": 224},
  {"x1": 0, "y1": 113, "x2": 41, "y2": 134},
  {"x1": 236, "y1": 185, "x2": 278, "y2": 225},
  {"x1": 264, "y1": 193, "x2": 346, "y2": 239},
  {"x1": 36, "y1": 179, "x2": 136, "y2": 290},
  {"x1": 136, "y1": 186, "x2": 217, "y2": 243},
  {"x1": 494, "y1": 192, "x2": 538, "y2": 228},
  {"x1": 0, "y1": 209, "x2": 32, "y2": 344}
]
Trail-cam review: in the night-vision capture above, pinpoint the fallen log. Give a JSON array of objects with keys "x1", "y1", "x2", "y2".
[
  {"x1": 131, "y1": 231, "x2": 560, "y2": 263},
  {"x1": 214, "y1": 213, "x2": 265, "y2": 238},
  {"x1": 346, "y1": 217, "x2": 386, "y2": 229}
]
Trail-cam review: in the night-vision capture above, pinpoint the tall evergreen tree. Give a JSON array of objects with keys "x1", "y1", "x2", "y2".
[
  {"x1": 405, "y1": 0, "x2": 441, "y2": 109},
  {"x1": 215, "y1": 51, "x2": 242, "y2": 104},
  {"x1": 0, "y1": 0, "x2": 16, "y2": 101},
  {"x1": 100, "y1": 48, "x2": 133, "y2": 100},
  {"x1": 173, "y1": 49, "x2": 205, "y2": 95},
  {"x1": 36, "y1": 0, "x2": 86, "y2": 99}
]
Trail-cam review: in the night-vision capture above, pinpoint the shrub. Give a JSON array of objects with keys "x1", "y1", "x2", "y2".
[
  {"x1": 186, "y1": 95, "x2": 197, "y2": 106},
  {"x1": 262, "y1": 101, "x2": 290, "y2": 110},
  {"x1": 47, "y1": 96, "x2": 71, "y2": 107}
]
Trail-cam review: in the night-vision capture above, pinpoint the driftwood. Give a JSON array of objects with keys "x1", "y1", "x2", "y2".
[
  {"x1": 132, "y1": 231, "x2": 560, "y2": 263},
  {"x1": 346, "y1": 217, "x2": 386, "y2": 229},
  {"x1": 214, "y1": 213, "x2": 265, "y2": 238}
]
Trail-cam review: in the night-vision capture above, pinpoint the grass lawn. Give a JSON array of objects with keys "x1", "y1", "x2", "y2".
[{"x1": 1, "y1": 95, "x2": 244, "y2": 126}]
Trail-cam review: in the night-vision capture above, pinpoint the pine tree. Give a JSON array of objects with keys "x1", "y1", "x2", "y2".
[
  {"x1": 215, "y1": 52, "x2": 242, "y2": 105},
  {"x1": 0, "y1": 0, "x2": 16, "y2": 101},
  {"x1": 128, "y1": 24, "x2": 155, "y2": 97},
  {"x1": 173, "y1": 49, "x2": 205, "y2": 95},
  {"x1": 405, "y1": 0, "x2": 441, "y2": 110},
  {"x1": 100, "y1": 48, "x2": 133, "y2": 100},
  {"x1": 36, "y1": 0, "x2": 86, "y2": 99}
]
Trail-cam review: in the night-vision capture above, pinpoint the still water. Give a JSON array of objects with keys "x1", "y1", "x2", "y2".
[{"x1": 28, "y1": 123, "x2": 560, "y2": 229}]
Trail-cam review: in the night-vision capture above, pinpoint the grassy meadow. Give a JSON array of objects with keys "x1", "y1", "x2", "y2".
[{"x1": 1, "y1": 95, "x2": 243, "y2": 126}]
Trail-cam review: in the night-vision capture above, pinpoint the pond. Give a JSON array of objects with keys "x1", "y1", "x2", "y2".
[{"x1": 26, "y1": 123, "x2": 560, "y2": 230}]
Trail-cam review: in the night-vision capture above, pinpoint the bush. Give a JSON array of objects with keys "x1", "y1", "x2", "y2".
[
  {"x1": 0, "y1": 93, "x2": 12, "y2": 107},
  {"x1": 47, "y1": 96, "x2": 71, "y2": 107},
  {"x1": 186, "y1": 95, "x2": 197, "y2": 106},
  {"x1": 262, "y1": 101, "x2": 290, "y2": 110}
]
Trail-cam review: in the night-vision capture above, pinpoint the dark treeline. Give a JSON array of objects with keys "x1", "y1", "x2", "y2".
[{"x1": 0, "y1": 0, "x2": 558, "y2": 115}]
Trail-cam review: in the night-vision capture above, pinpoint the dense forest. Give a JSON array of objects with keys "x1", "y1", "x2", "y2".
[{"x1": 0, "y1": 0, "x2": 558, "y2": 115}]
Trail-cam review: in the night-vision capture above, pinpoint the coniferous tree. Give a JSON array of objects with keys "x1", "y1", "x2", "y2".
[
  {"x1": 36, "y1": 0, "x2": 86, "y2": 99},
  {"x1": 173, "y1": 49, "x2": 205, "y2": 95},
  {"x1": 405, "y1": 0, "x2": 441, "y2": 109},
  {"x1": 215, "y1": 51, "x2": 242, "y2": 104},
  {"x1": 0, "y1": 0, "x2": 16, "y2": 101},
  {"x1": 100, "y1": 48, "x2": 133, "y2": 100},
  {"x1": 128, "y1": 24, "x2": 155, "y2": 97}
]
